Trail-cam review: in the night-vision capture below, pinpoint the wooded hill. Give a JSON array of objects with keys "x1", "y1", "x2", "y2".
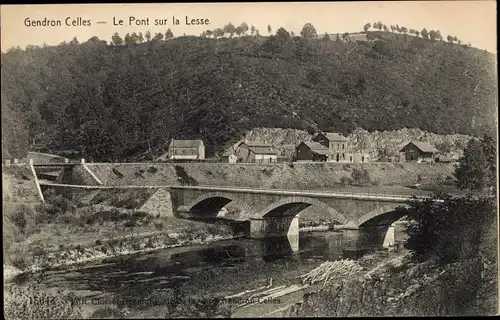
[{"x1": 1, "y1": 29, "x2": 496, "y2": 161}]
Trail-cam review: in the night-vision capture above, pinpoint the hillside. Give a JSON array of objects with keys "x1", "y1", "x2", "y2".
[{"x1": 1, "y1": 30, "x2": 496, "y2": 161}]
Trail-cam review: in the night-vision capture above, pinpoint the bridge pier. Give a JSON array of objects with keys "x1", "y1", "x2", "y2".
[
  {"x1": 342, "y1": 222, "x2": 393, "y2": 253},
  {"x1": 249, "y1": 215, "x2": 300, "y2": 239}
]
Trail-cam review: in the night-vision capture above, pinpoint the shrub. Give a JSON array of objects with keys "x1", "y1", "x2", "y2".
[
  {"x1": 340, "y1": 176, "x2": 350, "y2": 185},
  {"x1": 5, "y1": 243, "x2": 30, "y2": 269},
  {"x1": 147, "y1": 166, "x2": 158, "y2": 174},
  {"x1": 175, "y1": 165, "x2": 198, "y2": 186},
  {"x1": 351, "y1": 168, "x2": 371, "y2": 185},
  {"x1": 404, "y1": 194, "x2": 495, "y2": 265}
]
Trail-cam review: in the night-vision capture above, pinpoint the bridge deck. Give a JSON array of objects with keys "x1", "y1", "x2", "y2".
[{"x1": 38, "y1": 181, "x2": 436, "y2": 202}]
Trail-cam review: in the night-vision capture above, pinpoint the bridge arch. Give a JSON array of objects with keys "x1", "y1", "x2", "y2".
[
  {"x1": 251, "y1": 196, "x2": 349, "y2": 224},
  {"x1": 185, "y1": 192, "x2": 252, "y2": 219},
  {"x1": 356, "y1": 204, "x2": 410, "y2": 228}
]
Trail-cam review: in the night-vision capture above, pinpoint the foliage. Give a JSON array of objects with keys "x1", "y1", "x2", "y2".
[
  {"x1": 454, "y1": 134, "x2": 496, "y2": 192},
  {"x1": 1, "y1": 27, "x2": 496, "y2": 160},
  {"x1": 350, "y1": 168, "x2": 372, "y2": 185},
  {"x1": 404, "y1": 193, "x2": 495, "y2": 264},
  {"x1": 175, "y1": 165, "x2": 198, "y2": 185}
]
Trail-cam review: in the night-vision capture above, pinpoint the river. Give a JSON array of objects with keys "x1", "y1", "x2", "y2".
[{"x1": 11, "y1": 231, "x2": 395, "y2": 318}]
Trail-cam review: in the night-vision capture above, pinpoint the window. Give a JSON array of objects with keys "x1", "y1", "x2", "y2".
[
  {"x1": 342, "y1": 144, "x2": 345, "y2": 149},
  {"x1": 342, "y1": 153, "x2": 345, "y2": 159},
  {"x1": 337, "y1": 143, "x2": 340, "y2": 148}
]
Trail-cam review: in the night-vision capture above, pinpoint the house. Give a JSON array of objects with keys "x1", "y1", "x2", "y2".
[
  {"x1": 222, "y1": 150, "x2": 239, "y2": 163},
  {"x1": 166, "y1": 139, "x2": 205, "y2": 160},
  {"x1": 346, "y1": 152, "x2": 370, "y2": 163},
  {"x1": 231, "y1": 140, "x2": 278, "y2": 163},
  {"x1": 312, "y1": 132, "x2": 350, "y2": 162},
  {"x1": 295, "y1": 141, "x2": 329, "y2": 162},
  {"x1": 399, "y1": 141, "x2": 439, "y2": 163}
]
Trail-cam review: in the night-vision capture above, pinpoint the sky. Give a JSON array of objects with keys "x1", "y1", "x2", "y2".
[{"x1": 0, "y1": 1, "x2": 497, "y2": 53}]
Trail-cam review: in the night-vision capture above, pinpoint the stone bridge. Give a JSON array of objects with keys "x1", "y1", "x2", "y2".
[
  {"x1": 169, "y1": 185, "x2": 429, "y2": 252},
  {"x1": 38, "y1": 180, "x2": 433, "y2": 252}
]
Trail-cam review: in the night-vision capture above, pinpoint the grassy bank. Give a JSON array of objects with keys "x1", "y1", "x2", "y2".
[
  {"x1": 3, "y1": 189, "x2": 234, "y2": 277},
  {"x1": 88, "y1": 162, "x2": 457, "y2": 189}
]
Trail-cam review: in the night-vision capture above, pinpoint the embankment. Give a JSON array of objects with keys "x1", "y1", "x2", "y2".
[
  {"x1": 2, "y1": 164, "x2": 41, "y2": 203},
  {"x1": 88, "y1": 162, "x2": 456, "y2": 189}
]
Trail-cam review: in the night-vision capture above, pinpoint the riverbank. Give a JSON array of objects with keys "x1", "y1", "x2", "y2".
[{"x1": 3, "y1": 196, "x2": 235, "y2": 283}]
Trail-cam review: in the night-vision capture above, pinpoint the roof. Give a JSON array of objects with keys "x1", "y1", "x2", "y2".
[
  {"x1": 301, "y1": 141, "x2": 330, "y2": 155},
  {"x1": 245, "y1": 143, "x2": 277, "y2": 155},
  {"x1": 169, "y1": 139, "x2": 203, "y2": 148},
  {"x1": 316, "y1": 132, "x2": 348, "y2": 141},
  {"x1": 400, "y1": 140, "x2": 439, "y2": 153}
]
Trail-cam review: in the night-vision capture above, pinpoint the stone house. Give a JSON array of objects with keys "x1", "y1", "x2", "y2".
[
  {"x1": 399, "y1": 140, "x2": 440, "y2": 163},
  {"x1": 294, "y1": 141, "x2": 329, "y2": 162},
  {"x1": 312, "y1": 132, "x2": 350, "y2": 162},
  {"x1": 165, "y1": 139, "x2": 205, "y2": 160}
]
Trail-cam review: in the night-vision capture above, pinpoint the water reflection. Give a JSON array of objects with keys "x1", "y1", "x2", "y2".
[{"x1": 12, "y1": 231, "x2": 352, "y2": 295}]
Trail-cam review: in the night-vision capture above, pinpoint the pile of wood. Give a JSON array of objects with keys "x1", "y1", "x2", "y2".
[{"x1": 299, "y1": 260, "x2": 365, "y2": 287}]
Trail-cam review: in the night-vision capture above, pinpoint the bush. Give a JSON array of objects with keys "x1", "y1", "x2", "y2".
[
  {"x1": 404, "y1": 194, "x2": 495, "y2": 264},
  {"x1": 5, "y1": 243, "x2": 30, "y2": 269},
  {"x1": 175, "y1": 165, "x2": 198, "y2": 186},
  {"x1": 340, "y1": 176, "x2": 351, "y2": 185},
  {"x1": 351, "y1": 168, "x2": 372, "y2": 185},
  {"x1": 147, "y1": 166, "x2": 158, "y2": 174}
]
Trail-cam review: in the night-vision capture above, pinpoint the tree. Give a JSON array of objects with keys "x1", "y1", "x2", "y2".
[
  {"x1": 152, "y1": 32, "x2": 164, "y2": 41},
  {"x1": 224, "y1": 23, "x2": 236, "y2": 37},
  {"x1": 435, "y1": 30, "x2": 442, "y2": 41},
  {"x1": 124, "y1": 33, "x2": 133, "y2": 45},
  {"x1": 383, "y1": 24, "x2": 389, "y2": 32},
  {"x1": 213, "y1": 28, "x2": 225, "y2": 39},
  {"x1": 138, "y1": 32, "x2": 144, "y2": 43},
  {"x1": 428, "y1": 30, "x2": 437, "y2": 41},
  {"x1": 239, "y1": 22, "x2": 249, "y2": 35},
  {"x1": 342, "y1": 32, "x2": 349, "y2": 42},
  {"x1": 250, "y1": 25, "x2": 256, "y2": 36},
  {"x1": 267, "y1": 24, "x2": 272, "y2": 35},
  {"x1": 335, "y1": 33, "x2": 341, "y2": 44},
  {"x1": 300, "y1": 23, "x2": 318, "y2": 40},
  {"x1": 235, "y1": 26, "x2": 244, "y2": 37},
  {"x1": 421, "y1": 28, "x2": 429, "y2": 39},
  {"x1": 255, "y1": 29, "x2": 260, "y2": 36},
  {"x1": 322, "y1": 33, "x2": 330, "y2": 41},
  {"x1": 165, "y1": 28, "x2": 174, "y2": 40},
  {"x1": 404, "y1": 193, "x2": 495, "y2": 264},
  {"x1": 130, "y1": 32, "x2": 140, "y2": 43},
  {"x1": 363, "y1": 23, "x2": 371, "y2": 32},
  {"x1": 275, "y1": 27, "x2": 291, "y2": 42},
  {"x1": 205, "y1": 30, "x2": 213, "y2": 38},
  {"x1": 454, "y1": 135, "x2": 496, "y2": 192},
  {"x1": 70, "y1": 37, "x2": 79, "y2": 45},
  {"x1": 145, "y1": 31, "x2": 151, "y2": 42},
  {"x1": 447, "y1": 35, "x2": 454, "y2": 43},
  {"x1": 415, "y1": 30, "x2": 420, "y2": 38},
  {"x1": 111, "y1": 33, "x2": 123, "y2": 46},
  {"x1": 400, "y1": 26, "x2": 408, "y2": 34}
]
